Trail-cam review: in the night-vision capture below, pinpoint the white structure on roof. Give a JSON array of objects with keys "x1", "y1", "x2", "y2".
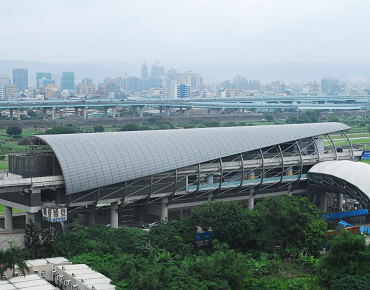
[
  {"x1": 55, "y1": 264, "x2": 116, "y2": 290},
  {"x1": 0, "y1": 274, "x2": 57, "y2": 290}
]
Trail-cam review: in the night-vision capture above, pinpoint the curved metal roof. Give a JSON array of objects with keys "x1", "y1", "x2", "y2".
[
  {"x1": 308, "y1": 160, "x2": 370, "y2": 199},
  {"x1": 23, "y1": 122, "x2": 349, "y2": 195}
]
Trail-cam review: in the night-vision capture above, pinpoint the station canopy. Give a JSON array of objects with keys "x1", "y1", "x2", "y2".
[{"x1": 20, "y1": 122, "x2": 349, "y2": 195}]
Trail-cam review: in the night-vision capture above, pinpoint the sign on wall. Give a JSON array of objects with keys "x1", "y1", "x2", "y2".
[
  {"x1": 42, "y1": 206, "x2": 67, "y2": 223},
  {"x1": 361, "y1": 151, "x2": 370, "y2": 160}
]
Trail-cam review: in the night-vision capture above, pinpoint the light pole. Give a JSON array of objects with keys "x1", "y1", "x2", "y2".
[{"x1": 3, "y1": 206, "x2": 14, "y2": 246}]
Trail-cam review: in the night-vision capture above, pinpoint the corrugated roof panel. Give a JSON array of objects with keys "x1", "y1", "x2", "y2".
[{"x1": 24, "y1": 122, "x2": 349, "y2": 195}]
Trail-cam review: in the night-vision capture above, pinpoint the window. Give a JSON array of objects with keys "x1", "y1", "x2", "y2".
[
  {"x1": 41, "y1": 270, "x2": 46, "y2": 278},
  {"x1": 33, "y1": 270, "x2": 38, "y2": 274}
]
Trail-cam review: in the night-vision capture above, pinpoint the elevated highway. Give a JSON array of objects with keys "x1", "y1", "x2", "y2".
[{"x1": 0, "y1": 94, "x2": 369, "y2": 120}]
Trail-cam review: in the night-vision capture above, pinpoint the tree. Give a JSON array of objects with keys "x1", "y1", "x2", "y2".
[
  {"x1": 27, "y1": 109, "x2": 37, "y2": 118},
  {"x1": 6, "y1": 246, "x2": 29, "y2": 277},
  {"x1": 148, "y1": 115, "x2": 164, "y2": 125},
  {"x1": 254, "y1": 195, "x2": 326, "y2": 255},
  {"x1": 297, "y1": 114, "x2": 310, "y2": 123},
  {"x1": 328, "y1": 115, "x2": 340, "y2": 122},
  {"x1": 286, "y1": 117, "x2": 297, "y2": 124},
  {"x1": 188, "y1": 201, "x2": 257, "y2": 251},
  {"x1": 94, "y1": 125, "x2": 105, "y2": 132},
  {"x1": 159, "y1": 123, "x2": 171, "y2": 130},
  {"x1": 0, "y1": 249, "x2": 10, "y2": 278},
  {"x1": 120, "y1": 123, "x2": 140, "y2": 131},
  {"x1": 264, "y1": 113, "x2": 274, "y2": 122},
  {"x1": 320, "y1": 231, "x2": 370, "y2": 284},
  {"x1": 24, "y1": 218, "x2": 41, "y2": 259},
  {"x1": 45, "y1": 126, "x2": 78, "y2": 134},
  {"x1": 6, "y1": 125, "x2": 22, "y2": 136}
]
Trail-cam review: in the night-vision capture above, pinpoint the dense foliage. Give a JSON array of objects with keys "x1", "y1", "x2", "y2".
[
  {"x1": 6, "y1": 125, "x2": 22, "y2": 136},
  {"x1": 18, "y1": 195, "x2": 370, "y2": 289},
  {"x1": 45, "y1": 125, "x2": 78, "y2": 134}
]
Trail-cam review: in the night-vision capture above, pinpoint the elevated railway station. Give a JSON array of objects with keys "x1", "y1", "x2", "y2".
[{"x1": 0, "y1": 123, "x2": 363, "y2": 230}]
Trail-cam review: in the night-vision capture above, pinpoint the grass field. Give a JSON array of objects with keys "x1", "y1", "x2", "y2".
[{"x1": 0, "y1": 204, "x2": 23, "y2": 214}]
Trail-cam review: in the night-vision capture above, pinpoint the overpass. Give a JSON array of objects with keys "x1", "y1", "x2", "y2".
[
  {"x1": 0, "y1": 122, "x2": 362, "y2": 230},
  {"x1": 0, "y1": 95, "x2": 370, "y2": 120}
]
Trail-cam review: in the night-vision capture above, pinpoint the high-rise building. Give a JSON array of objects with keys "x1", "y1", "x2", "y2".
[
  {"x1": 141, "y1": 64, "x2": 149, "y2": 80},
  {"x1": 321, "y1": 77, "x2": 339, "y2": 94},
  {"x1": 175, "y1": 84, "x2": 190, "y2": 98},
  {"x1": 36, "y1": 72, "x2": 52, "y2": 89},
  {"x1": 5, "y1": 84, "x2": 17, "y2": 101},
  {"x1": 124, "y1": 77, "x2": 141, "y2": 91},
  {"x1": 151, "y1": 64, "x2": 165, "y2": 77},
  {"x1": 13, "y1": 69, "x2": 28, "y2": 91},
  {"x1": 0, "y1": 75, "x2": 11, "y2": 99},
  {"x1": 106, "y1": 82, "x2": 121, "y2": 97},
  {"x1": 61, "y1": 72, "x2": 75, "y2": 91},
  {"x1": 75, "y1": 79, "x2": 96, "y2": 95},
  {"x1": 181, "y1": 72, "x2": 203, "y2": 90}
]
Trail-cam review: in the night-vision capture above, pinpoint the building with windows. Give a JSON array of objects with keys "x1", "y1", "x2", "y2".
[
  {"x1": 5, "y1": 84, "x2": 18, "y2": 101},
  {"x1": 36, "y1": 72, "x2": 52, "y2": 90},
  {"x1": 321, "y1": 77, "x2": 339, "y2": 94},
  {"x1": 75, "y1": 79, "x2": 96, "y2": 95},
  {"x1": 175, "y1": 84, "x2": 190, "y2": 98},
  {"x1": 61, "y1": 72, "x2": 75, "y2": 91},
  {"x1": 13, "y1": 68, "x2": 28, "y2": 91},
  {"x1": 0, "y1": 75, "x2": 11, "y2": 99}
]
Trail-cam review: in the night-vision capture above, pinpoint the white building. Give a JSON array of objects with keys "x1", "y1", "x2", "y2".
[
  {"x1": 5, "y1": 84, "x2": 17, "y2": 101},
  {"x1": 0, "y1": 75, "x2": 11, "y2": 99}
]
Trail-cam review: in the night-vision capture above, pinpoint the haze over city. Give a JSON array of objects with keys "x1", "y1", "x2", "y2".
[{"x1": 1, "y1": 0, "x2": 370, "y2": 68}]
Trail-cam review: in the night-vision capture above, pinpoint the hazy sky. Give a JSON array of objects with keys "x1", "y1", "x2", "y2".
[{"x1": 1, "y1": 0, "x2": 369, "y2": 64}]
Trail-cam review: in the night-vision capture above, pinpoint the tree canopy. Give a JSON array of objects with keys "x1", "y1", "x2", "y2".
[{"x1": 6, "y1": 125, "x2": 22, "y2": 136}]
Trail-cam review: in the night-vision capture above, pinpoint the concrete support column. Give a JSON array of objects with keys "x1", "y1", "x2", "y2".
[
  {"x1": 337, "y1": 192, "x2": 343, "y2": 211},
  {"x1": 132, "y1": 106, "x2": 136, "y2": 117},
  {"x1": 207, "y1": 109, "x2": 210, "y2": 115},
  {"x1": 166, "y1": 108, "x2": 170, "y2": 116},
  {"x1": 186, "y1": 108, "x2": 190, "y2": 116},
  {"x1": 247, "y1": 171, "x2": 255, "y2": 180},
  {"x1": 4, "y1": 206, "x2": 13, "y2": 231},
  {"x1": 110, "y1": 202, "x2": 119, "y2": 228},
  {"x1": 16, "y1": 108, "x2": 21, "y2": 120},
  {"x1": 160, "y1": 197, "x2": 168, "y2": 221},
  {"x1": 75, "y1": 107, "x2": 79, "y2": 117},
  {"x1": 104, "y1": 107, "x2": 108, "y2": 118},
  {"x1": 9, "y1": 108, "x2": 13, "y2": 119},
  {"x1": 83, "y1": 107, "x2": 87, "y2": 119},
  {"x1": 25, "y1": 211, "x2": 42, "y2": 228},
  {"x1": 180, "y1": 210, "x2": 184, "y2": 219},
  {"x1": 247, "y1": 190, "x2": 255, "y2": 210},
  {"x1": 51, "y1": 107, "x2": 55, "y2": 120},
  {"x1": 208, "y1": 192, "x2": 213, "y2": 201},
  {"x1": 312, "y1": 194, "x2": 317, "y2": 204},
  {"x1": 242, "y1": 108, "x2": 245, "y2": 113},
  {"x1": 320, "y1": 193, "x2": 327, "y2": 213},
  {"x1": 42, "y1": 108, "x2": 47, "y2": 119},
  {"x1": 87, "y1": 205, "x2": 96, "y2": 225},
  {"x1": 139, "y1": 107, "x2": 143, "y2": 118},
  {"x1": 206, "y1": 174, "x2": 214, "y2": 184},
  {"x1": 160, "y1": 106, "x2": 163, "y2": 116},
  {"x1": 112, "y1": 107, "x2": 116, "y2": 118}
]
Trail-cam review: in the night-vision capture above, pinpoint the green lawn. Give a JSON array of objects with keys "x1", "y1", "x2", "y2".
[{"x1": 0, "y1": 204, "x2": 23, "y2": 214}]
